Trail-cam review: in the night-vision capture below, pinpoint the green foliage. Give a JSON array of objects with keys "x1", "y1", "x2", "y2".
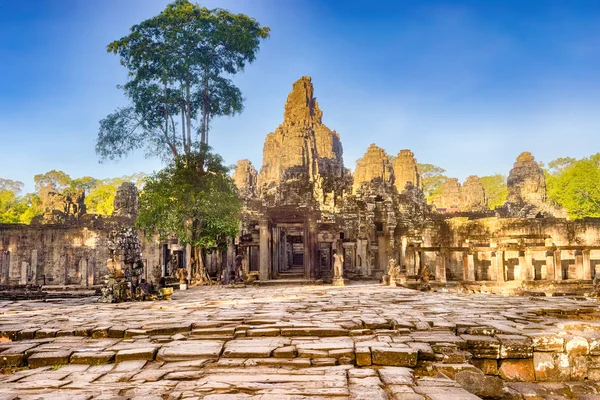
[
  {"x1": 0, "y1": 178, "x2": 24, "y2": 194},
  {"x1": 547, "y1": 157, "x2": 576, "y2": 175},
  {"x1": 97, "y1": 0, "x2": 270, "y2": 162},
  {"x1": 0, "y1": 171, "x2": 147, "y2": 222},
  {"x1": 85, "y1": 183, "x2": 119, "y2": 216},
  {"x1": 85, "y1": 173, "x2": 147, "y2": 216},
  {"x1": 136, "y1": 147, "x2": 241, "y2": 250},
  {"x1": 480, "y1": 174, "x2": 508, "y2": 210},
  {"x1": 418, "y1": 163, "x2": 447, "y2": 202},
  {"x1": 33, "y1": 170, "x2": 72, "y2": 193},
  {"x1": 546, "y1": 154, "x2": 600, "y2": 219}
]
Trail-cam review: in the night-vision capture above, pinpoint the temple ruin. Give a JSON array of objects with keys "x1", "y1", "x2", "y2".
[
  {"x1": 231, "y1": 76, "x2": 600, "y2": 294},
  {"x1": 1, "y1": 76, "x2": 600, "y2": 296}
]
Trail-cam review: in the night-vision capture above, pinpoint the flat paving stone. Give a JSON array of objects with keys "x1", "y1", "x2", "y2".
[{"x1": 1, "y1": 283, "x2": 600, "y2": 398}]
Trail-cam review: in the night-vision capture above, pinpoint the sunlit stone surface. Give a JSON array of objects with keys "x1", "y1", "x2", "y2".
[{"x1": 2, "y1": 284, "x2": 600, "y2": 398}]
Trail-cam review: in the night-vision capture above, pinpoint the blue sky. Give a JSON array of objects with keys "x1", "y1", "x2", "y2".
[{"x1": 2, "y1": 0, "x2": 600, "y2": 193}]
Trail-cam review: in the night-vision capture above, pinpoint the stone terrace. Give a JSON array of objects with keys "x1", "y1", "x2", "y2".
[{"x1": 1, "y1": 284, "x2": 600, "y2": 399}]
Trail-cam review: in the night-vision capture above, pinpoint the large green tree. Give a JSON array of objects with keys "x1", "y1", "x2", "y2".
[
  {"x1": 480, "y1": 174, "x2": 508, "y2": 210},
  {"x1": 418, "y1": 163, "x2": 447, "y2": 202},
  {"x1": 546, "y1": 154, "x2": 600, "y2": 219},
  {"x1": 137, "y1": 148, "x2": 241, "y2": 282},
  {"x1": 96, "y1": 0, "x2": 270, "y2": 161}
]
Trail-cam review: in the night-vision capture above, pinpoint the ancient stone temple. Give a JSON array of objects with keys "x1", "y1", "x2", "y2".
[
  {"x1": 0, "y1": 183, "x2": 162, "y2": 287},
  {"x1": 232, "y1": 76, "x2": 600, "y2": 293},
  {"x1": 460, "y1": 175, "x2": 487, "y2": 212}
]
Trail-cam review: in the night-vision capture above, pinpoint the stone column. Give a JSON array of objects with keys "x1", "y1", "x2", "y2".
[
  {"x1": 575, "y1": 250, "x2": 584, "y2": 280},
  {"x1": 463, "y1": 252, "x2": 475, "y2": 281},
  {"x1": 583, "y1": 249, "x2": 592, "y2": 280},
  {"x1": 271, "y1": 226, "x2": 279, "y2": 277},
  {"x1": 489, "y1": 251, "x2": 497, "y2": 281},
  {"x1": 307, "y1": 217, "x2": 318, "y2": 280},
  {"x1": 31, "y1": 250, "x2": 38, "y2": 284},
  {"x1": 80, "y1": 258, "x2": 88, "y2": 287},
  {"x1": 414, "y1": 248, "x2": 421, "y2": 276},
  {"x1": 259, "y1": 218, "x2": 271, "y2": 281},
  {"x1": 545, "y1": 251, "x2": 555, "y2": 281},
  {"x1": 20, "y1": 262, "x2": 28, "y2": 284},
  {"x1": 515, "y1": 251, "x2": 525, "y2": 281},
  {"x1": 496, "y1": 250, "x2": 505, "y2": 283},
  {"x1": 554, "y1": 250, "x2": 562, "y2": 281},
  {"x1": 8, "y1": 236, "x2": 18, "y2": 283},
  {"x1": 378, "y1": 234, "x2": 387, "y2": 277},
  {"x1": 525, "y1": 249, "x2": 534, "y2": 280},
  {"x1": 400, "y1": 236, "x2": 408, "y2": 269},
  {"x1": 436, "y1": 249, "x2": 447, "y2": 283}
]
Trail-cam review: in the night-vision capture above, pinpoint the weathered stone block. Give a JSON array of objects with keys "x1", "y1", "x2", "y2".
[
  {"x1": 356, "y1": 347, "x2": 372, "y2": 366},
  {"x1": 454, "y1": 370, "x2": 504, "y2": 399},
  {"x1": 371, "y1": 347, "x2": 417, "y2": 367},
  {"x1": 471, "y1": 358, "x2": 498, "y2": 375},
  {"x1": 273, "y1": 345, "x2": 297, "y2": 358},
  {"x1": 566, "y1": 336, "x2": 589, "y2": 356},
  {"x1": 70, "y1": 351, "x2": 115, "y2": 365},
  {"x1": 530, "y1": 333, "x2": 564, "y2": 352},
  {"x1": 115, "y1": 347, "x2": 157, "y2": 362},
  {"x1": 461, "y1": 334, "x2": 500, "y2": 359},
  {"x1": 499, "y1": 358, "x2": 535, "y2": 381},
  {"x1": 497, "y1": 334, "x2": 533, "y2": 359},
  {"x1": 27, "y1": 350, "x2": 73, "y2": 368}
]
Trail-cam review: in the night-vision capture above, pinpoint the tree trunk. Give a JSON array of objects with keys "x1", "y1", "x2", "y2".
[
  {"x1": 191, "y1": 246, "x2": 211, "y2": 285},
  {"x1": 186, "y1": 70, "x2": 192, "y2": 152}
]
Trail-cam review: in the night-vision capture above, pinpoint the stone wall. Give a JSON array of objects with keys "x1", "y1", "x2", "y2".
[
  {"x1": 0, "y1": 183, "x2": 163, "y2": 287},
  {"x1": 0, "y1": 223, "x2": 162, "y2": 287}
]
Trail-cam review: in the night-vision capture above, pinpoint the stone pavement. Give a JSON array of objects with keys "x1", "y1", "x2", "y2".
[{"x1": 1, "y1": 283, "x2": 600, "y2": 399}]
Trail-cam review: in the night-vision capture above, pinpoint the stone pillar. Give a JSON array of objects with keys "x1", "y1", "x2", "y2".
[
  {"x1": 271, "y1": 226, "x2": 279, "y2": 277},
  {"x1": 378, "y1": 234, "x2": 387, "y2": 277},
  {"x1": 436, "y1": 249, "x2": 447, "y2": 283},
  {"x1": 489, "y1": 251, "x2": 497, "y2": 281},
  {"x1": 31, "y1": 250, "x2": 38, "y2": 284},
  {"x1": 545, "y1": 251, "x2": 555, "y2": 281},
  {"x1": 8, "y1": 236, "x2": 18, "y2": 283},
  {"x1": 583, "y1": 249, "x2": 592, "y2": 280},
  {"x1": 400, "y1": 236, "x2": 408, "y2": 269},
  {"x1": 515, "y1": 251, "x2": 525, "y2": 281},
  {"x1": 307, "y1": 217, "x2": 318, "y2": 280},
  {"x1": 496, "y1": 250, "x2": 505, "y2": 283},
  {"x1": 554, "y1": 250, "x2": 562, "y2": 281},
  {"x1": 575, "y1": 250, "x2": 584, "y2": 280},
  {"x1": 414, "y1": 248, "x2": 421, "y2": 276},
  {"x1": 259, "y1": 218, "x2": 271, "y2": 281},
  {"x1": 525, "y1": 249, "x2": 534, "y2": 280},
  {"x1": 80, "y1": 258, "x2": 88, "y2": 287},
  {"x1": 20, "y1": 262, "x2": 28, "y2": 284},
  {"x1": 463, "y1": 252, "x2": 475, "y2": 281}
]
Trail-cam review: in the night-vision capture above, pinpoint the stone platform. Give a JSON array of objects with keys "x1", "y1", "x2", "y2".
[{"x1": 1, "y1": 283, "x2": 600, "y2": 399}]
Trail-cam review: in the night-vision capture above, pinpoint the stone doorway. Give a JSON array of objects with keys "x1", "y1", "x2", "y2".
[{"x1": 273, "y1": 223, "x2": 306, "y2": 279}]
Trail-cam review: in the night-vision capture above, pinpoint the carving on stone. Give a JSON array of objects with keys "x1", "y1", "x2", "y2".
[
  {"x1": 460, "y1": 175, "x2": 487, "y2": 212},
  {"x1": 233, "y1": 159, "x2": 258, "y2": 198},
  {"x1": 38, "y1": 188, "x2": 86, "y2": 224},
  {"x1": 506, "y1": 152, "x2": 546, "y2": 204},
  {"x1": 388, "y1": 258, "x2": 400, "y2": 286},
  {"x1": 433, "y1": 178, "x2": 461, "y2": 210},
  {"x1": 499, "y1": 152, "x2": 565, "y2": 218},
  {"x1": 393, "y1": 150, "x2": 422, "y2": 192},
  {"x1": 353, "y1": 144, "x2": 394, "y2": 192},
  {"x1": 112, "y1": 182, "x2": 139, "y2": 220},
  {"x1": 256, "y1": 76, "x2": 350, "y2": 211}
]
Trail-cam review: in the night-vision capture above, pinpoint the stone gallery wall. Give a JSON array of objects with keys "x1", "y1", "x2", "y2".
[{"x1": 0, "y1": 183, "x2": 163, "y2": 287}]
